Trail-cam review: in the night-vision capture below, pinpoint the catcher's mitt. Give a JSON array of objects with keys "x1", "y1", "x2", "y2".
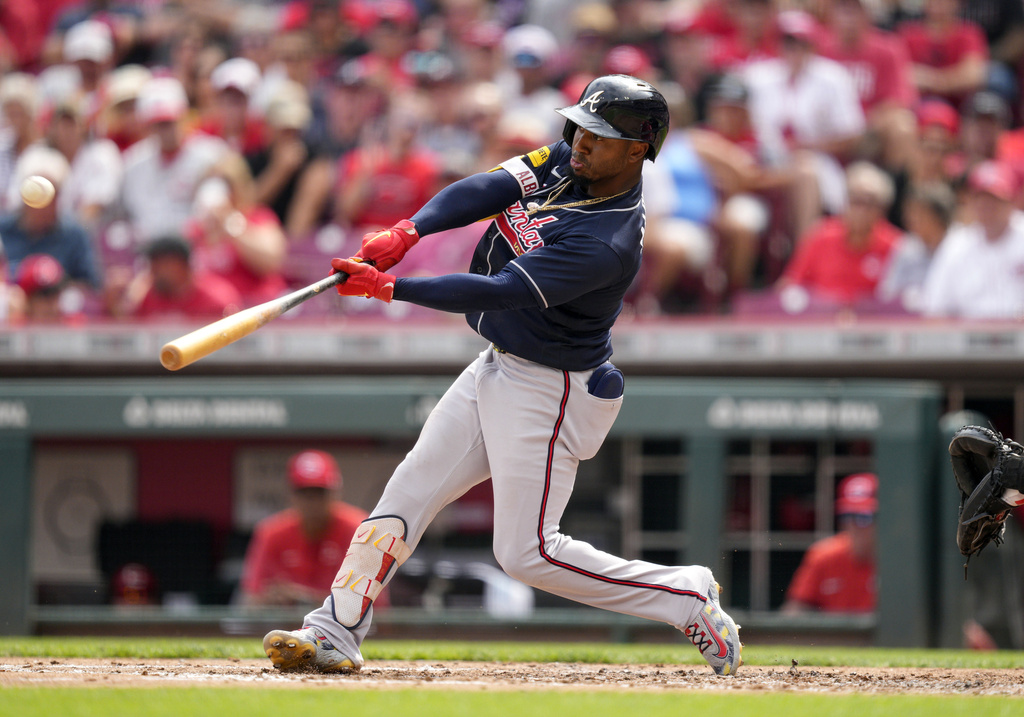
[{"x1": 949, "y1": 425, "x2": 1024, "y2": 562}]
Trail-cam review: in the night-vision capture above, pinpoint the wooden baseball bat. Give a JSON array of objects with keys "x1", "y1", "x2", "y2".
[{"x1": 160, "y1": 271, "x2": 346, "y2": 371}]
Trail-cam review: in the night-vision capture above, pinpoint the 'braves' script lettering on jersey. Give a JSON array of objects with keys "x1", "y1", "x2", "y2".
[{"x1": 496, "y1": 205, "x2": 558, "y2": 255}]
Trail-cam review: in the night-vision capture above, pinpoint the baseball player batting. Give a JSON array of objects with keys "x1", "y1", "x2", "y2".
[{"x1": 263, "y1": 74, "x2": 742, "y2": 676}]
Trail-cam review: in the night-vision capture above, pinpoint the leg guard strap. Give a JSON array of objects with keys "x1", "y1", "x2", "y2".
[{"x1": 330, "y1": 516, "x2": 410, "y2": 628}]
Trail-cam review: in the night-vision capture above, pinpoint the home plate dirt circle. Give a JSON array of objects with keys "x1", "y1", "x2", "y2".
[{"x1": 2, "y1": 659, "x2": 1024, "y2": 695}]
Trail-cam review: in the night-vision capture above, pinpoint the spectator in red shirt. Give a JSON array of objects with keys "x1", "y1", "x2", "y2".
[
  {"x1": 189, "y1": 151, "x2": 288, "y2": 307},
  {"x1": 898, "y1": 0, "x2": 988, "y2": 106},
  {"x1": 239, "y1": 450, "x2": 372, "y2": 607},
  {"x1": 782, "y1": 473, "x2": 878, "y2": 614},
  {"x1": 822, "y1": 0, "x2": 918, "y2": 169},
  {"x1": 777, "y1": 161, "x2": 901, "y2": 307},
  {"x1": 127, "y1": 235, "x2": 242, "y2": 320},
  {"x1": 690, "y1": 0, "x2": 740, "y2": 41},
  {"x1": 708, "y1": 0, "x2": 782, "y2": 72},
  {"x1": 334, "y1": 96, "x2": 441, "y2": 231}
]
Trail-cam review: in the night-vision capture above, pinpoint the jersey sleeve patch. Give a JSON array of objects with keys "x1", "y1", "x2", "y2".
[
  {"x1": 526, "y1": 146, "x2": 550, "y2": 167},
  {"x1": 498, "y1": 155, "x2": 540, "y2": 197}
]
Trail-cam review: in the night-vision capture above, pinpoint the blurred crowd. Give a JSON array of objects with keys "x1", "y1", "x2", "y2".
[{"x1": 3, "y1": 0, "x2": 1024, "y2": 325}]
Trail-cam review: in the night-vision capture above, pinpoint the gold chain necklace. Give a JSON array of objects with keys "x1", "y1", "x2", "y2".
[{"x1": 524, "y1": 180, "x2": 632, "y2": 216}]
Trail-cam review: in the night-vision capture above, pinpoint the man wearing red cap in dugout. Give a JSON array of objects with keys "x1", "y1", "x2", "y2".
[
  {"x1": 782, "y1": 473, "x2": 879, "y2": 613},
  {"x1": 239, "y1": 450, "x2": 374, "y2": 607}
]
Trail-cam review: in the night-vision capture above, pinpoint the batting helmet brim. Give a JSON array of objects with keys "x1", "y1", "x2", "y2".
[{"x1": 555, "y1": 104, "x2": 635, "y2": 142}]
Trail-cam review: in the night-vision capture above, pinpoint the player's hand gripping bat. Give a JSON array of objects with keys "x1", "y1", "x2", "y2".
[{"x1": 159, "y1": 271, "x2": 347, "y2": 371}]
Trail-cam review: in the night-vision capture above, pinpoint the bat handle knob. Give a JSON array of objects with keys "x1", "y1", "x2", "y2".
[{"x1": 160, "y1": 345, "x2": 184, "y2": 371}]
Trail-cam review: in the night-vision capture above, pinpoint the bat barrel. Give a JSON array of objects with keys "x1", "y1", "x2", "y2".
[
  {"x1": 158, "y1": 272, "x2": 347, "y2": 371},
  {"x1": 159, "y1": 303, "x2": 279, "y2": 371}
]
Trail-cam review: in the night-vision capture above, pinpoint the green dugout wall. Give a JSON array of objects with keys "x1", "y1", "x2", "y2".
[{"x1": 0, "y1": 377, "x2": 949, "y2": 645}]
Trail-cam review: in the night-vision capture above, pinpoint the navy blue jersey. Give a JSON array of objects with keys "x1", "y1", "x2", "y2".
[{"x1": 466, "y1": 141, "x2": 645, "y2": 371}]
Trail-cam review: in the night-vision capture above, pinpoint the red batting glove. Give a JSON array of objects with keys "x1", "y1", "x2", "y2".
[
  {"x1": 330, "y1": 258, "x2": 396, "y2": 302},
  {"x1": 355, "y1": 219, "x2": 419, "y2": 271}
]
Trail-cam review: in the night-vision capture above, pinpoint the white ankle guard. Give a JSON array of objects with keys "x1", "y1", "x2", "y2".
[{"x1": 331, "y1": 516, "x2": 411, "y2": 628}]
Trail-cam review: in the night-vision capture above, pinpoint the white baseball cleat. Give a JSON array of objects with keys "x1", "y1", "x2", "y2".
[
  {"x1": 684, "y1": 580, "x2": 743, "y2": 676},
  {"x1": 263, "y1": 627, "x2": 364, "y2": 673}
]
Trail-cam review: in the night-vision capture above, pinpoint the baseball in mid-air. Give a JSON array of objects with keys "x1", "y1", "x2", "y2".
[{"x1": 20, "y1": 175, "x2": 55, "y2": 209}]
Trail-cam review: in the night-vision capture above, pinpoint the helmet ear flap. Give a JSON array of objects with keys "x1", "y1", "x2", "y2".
[{"x1": 562, "y1": 120, "x2": 578, "y2": 148}]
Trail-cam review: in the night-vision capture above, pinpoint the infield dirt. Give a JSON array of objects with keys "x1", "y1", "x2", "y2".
[{"x1": 2, "y1": 658, "x2": 1023, "y2": 695}]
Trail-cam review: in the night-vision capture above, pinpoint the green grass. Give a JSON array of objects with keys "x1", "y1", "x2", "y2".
[
  {"x1": 2, "y1": 637, "x2": 1024, "y2": 669},
  {"x1": 0, "y1": 688, "x2": 1020, "y2": 717}
]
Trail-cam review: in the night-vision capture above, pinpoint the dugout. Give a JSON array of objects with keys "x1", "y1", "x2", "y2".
[{"x1": 0, "y1": 376, "x2": 949, "y2": 646}]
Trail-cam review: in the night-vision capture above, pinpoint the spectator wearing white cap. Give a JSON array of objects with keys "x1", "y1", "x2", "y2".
[
  {"x1": 0, "y1": 145, "x2": 103, "y2": 290},
  {"x1": 199, "y1": 57, "x2": 269, "y2": 156},
  {"x1": 98, "y1": 64, "x2": 152, "y2": 152},
  {"x1": 44, "y1": 1, "x2": 144, "y2": 68},
  {"x1": 0, "y1": 73, "x2": 43, "y2": 213},
  {"x1": 117, "y1": 77, "x2": 228, "y2": 243},
  {"x1": 499, "y1": 24, "x2": 564, "y2": 140},
  {"x1": 245, "y1": 81, "x2": 315, "y2": 228},
  {"x1": 63, "y1": 20, "x2": 114, "y2": 105},
  {"x1": 921, "y1": 160, "x2": 1024, "y2": 319},
  {"x1": 44, "y1": 97, "x2": 123, "y2": 229}
]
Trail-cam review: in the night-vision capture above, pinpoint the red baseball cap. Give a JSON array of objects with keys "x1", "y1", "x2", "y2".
[
  {"x1": 287, "y1": 450, "x2": 341, "y2": 490},
  {"x1": 372, "y1": 0, "x2": 417, "y2": 28},
  {"x1": 777, "y1": 10, "x2": 817, "y2": 41},
  {"x1": 465, "y1": 21, "x2": 505, "y2": 48},
  {"x1": 917, "y1": 99, "x2": 959, "y2": 135},
  {"x1": 602, "y1": 45, "x2": 652, "y2": 76},
  {"x1": 16, "y1": 253, "x2": 65, "y2": 295},
  {"x1": 835, "y1": 473, "x2": 878, "y2": 516},
  {"x1": 969, "y1": 160, "x2": 1018, "y2": 202}
]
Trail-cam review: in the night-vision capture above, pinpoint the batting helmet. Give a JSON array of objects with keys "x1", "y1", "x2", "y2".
[{"x1": 555, "y1": 74, "x2": 670, "y2": 161}]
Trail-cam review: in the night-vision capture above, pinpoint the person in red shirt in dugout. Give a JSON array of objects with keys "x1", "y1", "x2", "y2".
[
  {"x1": 240, "y1": 450, "x2": 380, "y2": 608},
  {"x1": 782, "y1": 472, "x2": 878, "y2": 614}
]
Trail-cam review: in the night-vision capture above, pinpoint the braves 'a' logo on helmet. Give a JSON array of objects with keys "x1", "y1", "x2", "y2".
[{"x1": 579, "y1": 90, "x2": 605, "y2": 113}]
